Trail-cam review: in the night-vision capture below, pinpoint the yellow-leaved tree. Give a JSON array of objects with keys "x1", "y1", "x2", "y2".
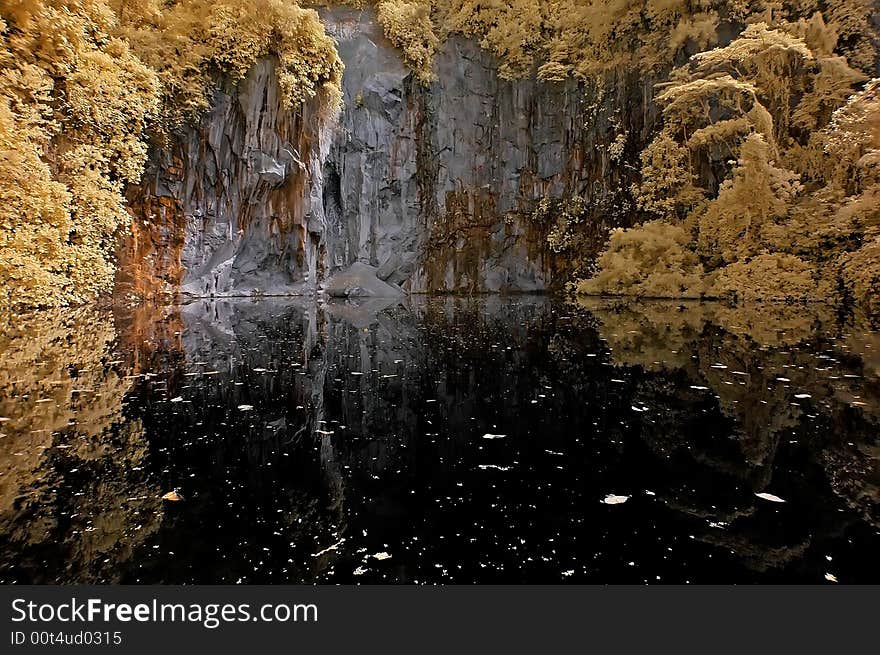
[{"x1": 0, "y1": 1, "x2": 160, "y2": 309}]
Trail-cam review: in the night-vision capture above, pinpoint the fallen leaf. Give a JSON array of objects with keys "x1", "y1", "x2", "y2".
[
  {"x1": 161, "y1": 490, "x2": 184, "y2": 501},
  {"x1": 755, "y1": 492, "x2": 786, "y2": 503},
  {"x1": 312, "y1": 538, "x2": 345, "y2": 557}
]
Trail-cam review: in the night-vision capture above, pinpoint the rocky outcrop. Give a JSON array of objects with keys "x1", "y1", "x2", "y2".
[
  {"x1": 320, "y1": 7, "x2": 657, "y2": 294},
  {"x1": 324, "y1": 262, "x2": 404, "y2": 298},
  {"x1": 117, "y1": 58, "x2": 331, "y2": 300},
  {"x1": 118, "y1": 8, "x2": 659, "y2": 299}
]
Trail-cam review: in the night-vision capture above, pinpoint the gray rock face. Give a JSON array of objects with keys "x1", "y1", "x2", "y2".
[
  {"x1": 119, "y1": 58, "x2": 331, "y2": 300},
  {"x1": 319, "y1": 7, "x2": 657, "y2": 294},
  {"x1": 120, "y1": 9, "x2": 657, "y2": 299}
]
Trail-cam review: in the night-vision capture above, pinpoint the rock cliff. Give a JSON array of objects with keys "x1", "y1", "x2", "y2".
[
  {"x1": 117, "y1": 58, "x2": 332, "y2": 300},
  {"x1": 117, "y1": 7, "x2": 658, "y2": 299},
  {"x1": 321, "y1": 8, "x2": 657, "y2": 294}
]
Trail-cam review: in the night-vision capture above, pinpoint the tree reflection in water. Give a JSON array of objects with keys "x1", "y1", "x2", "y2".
[{"x1": 1, "y1": 297, "x2": 877, "y2": 583}]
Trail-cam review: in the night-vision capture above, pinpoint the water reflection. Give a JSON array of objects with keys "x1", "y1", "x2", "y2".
[
  {"x1": 0, "y1": 308, "x2": 160, "y2": 583},
  {"x1": 0, "y1": 297, "x2": 878, "y2": 583}
]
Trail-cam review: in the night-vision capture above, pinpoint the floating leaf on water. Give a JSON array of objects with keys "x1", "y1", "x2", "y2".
[
  {"x1": 312, "y1": 538, "x2": 345, "y2": 557},
  {"x1": 755, "y1": 492, "x2": 786, "y2": 503},
  {"x1": 161, "y1": 490, "x2": 184, "y2": 501},
  {"x1": 602, "y1": 494, "x2": 629, "y2": 505}
]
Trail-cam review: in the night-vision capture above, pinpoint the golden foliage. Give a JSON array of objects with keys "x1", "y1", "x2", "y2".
[
  {"x1": 441, "y1": 0, "x2": 718, "y2": 80},
  {"x1": 116, "y1": 0, "x2": 344, "y2": 125},
  {"x1": 583, "y1": 17, "x2": 879, "y2": 313},
  {"x1": 350, "y1": 2, "x2": 877, "y2": 314},
  {"x1": 709, "y1": 252, "x2": 835, "y2": 302},
  {"x1": 0, "y1": 1, "x2": 160, "y2": 309},
  {"x1": 697, "y1": 134, "x2": 804, "y2": 266},
  {"x1": 824, "y1": 78, "x2": 880, "y2": 193},
  {"x1": 577, "y1": 220, "x2": 705, "y2": 298},
  {"x1": 356, "y1": 1, "x2": 876, "y2": 83},
  {"x1": 377, "y1": 0, "x2": 439, "y2": 84},
  {"x1": 842, "y1": 235, "x2": 880, "y2": 316},
  {"x1": 637, "y1": 134, "x2": 706, "y2": 220},
  {"x1": 534, "y1": 195, "x2": 590, "y2": 254}
]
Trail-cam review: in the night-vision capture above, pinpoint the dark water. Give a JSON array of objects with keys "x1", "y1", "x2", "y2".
[{"x1": 1, "y1": 296, "x2": 878, "y2": 584}]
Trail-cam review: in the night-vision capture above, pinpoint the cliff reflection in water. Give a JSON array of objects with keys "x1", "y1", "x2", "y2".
[{"x1": 1, "y1": 297, "x2": 878, "y2": 583}]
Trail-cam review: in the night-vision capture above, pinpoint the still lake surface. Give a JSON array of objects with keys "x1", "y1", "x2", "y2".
[{"x1": 1, "y1": 296, "x2": 878, "y2": 583}]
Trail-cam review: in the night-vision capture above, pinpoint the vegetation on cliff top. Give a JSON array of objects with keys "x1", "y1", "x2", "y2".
[
  {"x1": 348, "y1": 1, "x2": 877, "y2": 82},
  {"x1": 114, "y1": 0, "x2": 343, "y2": 126},
  {"x1": 0, "y1": 0, "x2": 342, "y2": 310}
]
